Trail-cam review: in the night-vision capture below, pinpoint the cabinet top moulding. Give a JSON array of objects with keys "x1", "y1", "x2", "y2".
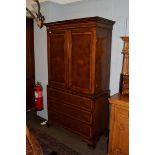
[{"x1": 45, "y1": 16, "x2": 115, "y2": 30}]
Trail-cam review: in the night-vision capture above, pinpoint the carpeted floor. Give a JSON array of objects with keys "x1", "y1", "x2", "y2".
[
  {"x1": 26, "y1": 110, "x2": 108, "y2": 155},
  {"x1": 29, "y1": 126, "x2": 82, "y2": 155}
]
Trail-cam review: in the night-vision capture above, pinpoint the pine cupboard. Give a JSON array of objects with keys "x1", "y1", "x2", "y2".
[
  {"x1": 107, "y1": 93, "x2": 129, "y2": 155},
  {"x1": 45, "y1": 17, "x2": 115, "y2": 147}
]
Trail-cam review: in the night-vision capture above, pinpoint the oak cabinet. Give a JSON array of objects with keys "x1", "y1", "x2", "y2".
[{"x1": 46, "y1": 17, "x2": 115, "y2": 147}]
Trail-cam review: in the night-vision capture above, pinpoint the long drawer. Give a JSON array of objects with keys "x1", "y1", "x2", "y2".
[
  {"x1": 48, "y1": 98, "x2": 92, "y2": 124},
  {"x1": 48, "y1": 110, "x2": 93, "y2": 138},
  {"x1": 47, "y1": 87, "x2": 93, "y2": 111}
]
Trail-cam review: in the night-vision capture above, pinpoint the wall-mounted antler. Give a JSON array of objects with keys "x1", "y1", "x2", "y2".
[{"x1": 26, "y1": 0, "x2": 45, "y2": 28}]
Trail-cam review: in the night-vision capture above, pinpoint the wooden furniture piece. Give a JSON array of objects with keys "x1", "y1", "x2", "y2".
[
  {"x1": 107, "y1": 93, "x2": 129, "y2": 155},
  {"x1": 26, "y1": 127, "x2": 43, "y2": 155},
  {"x1": 119, "y1": 37, "x2": 129, "y2": 95},
  {"x1": 26, "y1": 17, "x2": 35, "y2": 110},
  {"x1": 45, "y1": 17, "x2": 115, "y2": 147}
]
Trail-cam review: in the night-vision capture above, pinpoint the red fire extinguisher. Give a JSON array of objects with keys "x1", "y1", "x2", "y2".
[{"x1": 34, "y1": 82, "x2": 43, "y2": 111}]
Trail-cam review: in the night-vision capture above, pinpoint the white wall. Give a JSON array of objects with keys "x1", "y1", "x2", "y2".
[{"x1": 33, "y1": 0, "x2": 129, "y2": 119}]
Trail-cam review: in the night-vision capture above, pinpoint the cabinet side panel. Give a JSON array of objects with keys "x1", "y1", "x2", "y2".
[
  {"x1": 95, "y1": 28, "x2": 112, "y2": 94},
  {"x1": 94, "y1": 96, "x2": 109, "y2": 136}
]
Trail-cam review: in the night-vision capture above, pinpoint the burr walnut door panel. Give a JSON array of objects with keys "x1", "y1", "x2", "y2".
[
  {"x1": 69, "y1": 28, "x2": 95, "y2": 94},
  {"x1": 48, "y1": 30, "x2": 68, "y2": 88}
]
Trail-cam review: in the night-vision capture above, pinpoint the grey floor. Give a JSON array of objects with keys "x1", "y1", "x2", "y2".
[{"x1": 26, "y1": 110, "x2": 108, "y2": 155}]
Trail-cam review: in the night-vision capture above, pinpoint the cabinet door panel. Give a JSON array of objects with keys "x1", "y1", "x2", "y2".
[
  {"x1": 48, "y1": 30, "x2": 68, "y2": 88},
  {"x1": 69, "y1": 28, "x2": 95, "y2": 94}
]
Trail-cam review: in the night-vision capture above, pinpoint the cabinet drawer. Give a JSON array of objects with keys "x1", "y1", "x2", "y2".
[
  {"x1": 47, "y1": 88, "x2": 93, "y2": 111},
  {"x1": 48, "y1": 98, "x2": 92, "y2": 124},
  {"x1": 48, "y1": 110, "x2": 92, "y2": 138}
]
